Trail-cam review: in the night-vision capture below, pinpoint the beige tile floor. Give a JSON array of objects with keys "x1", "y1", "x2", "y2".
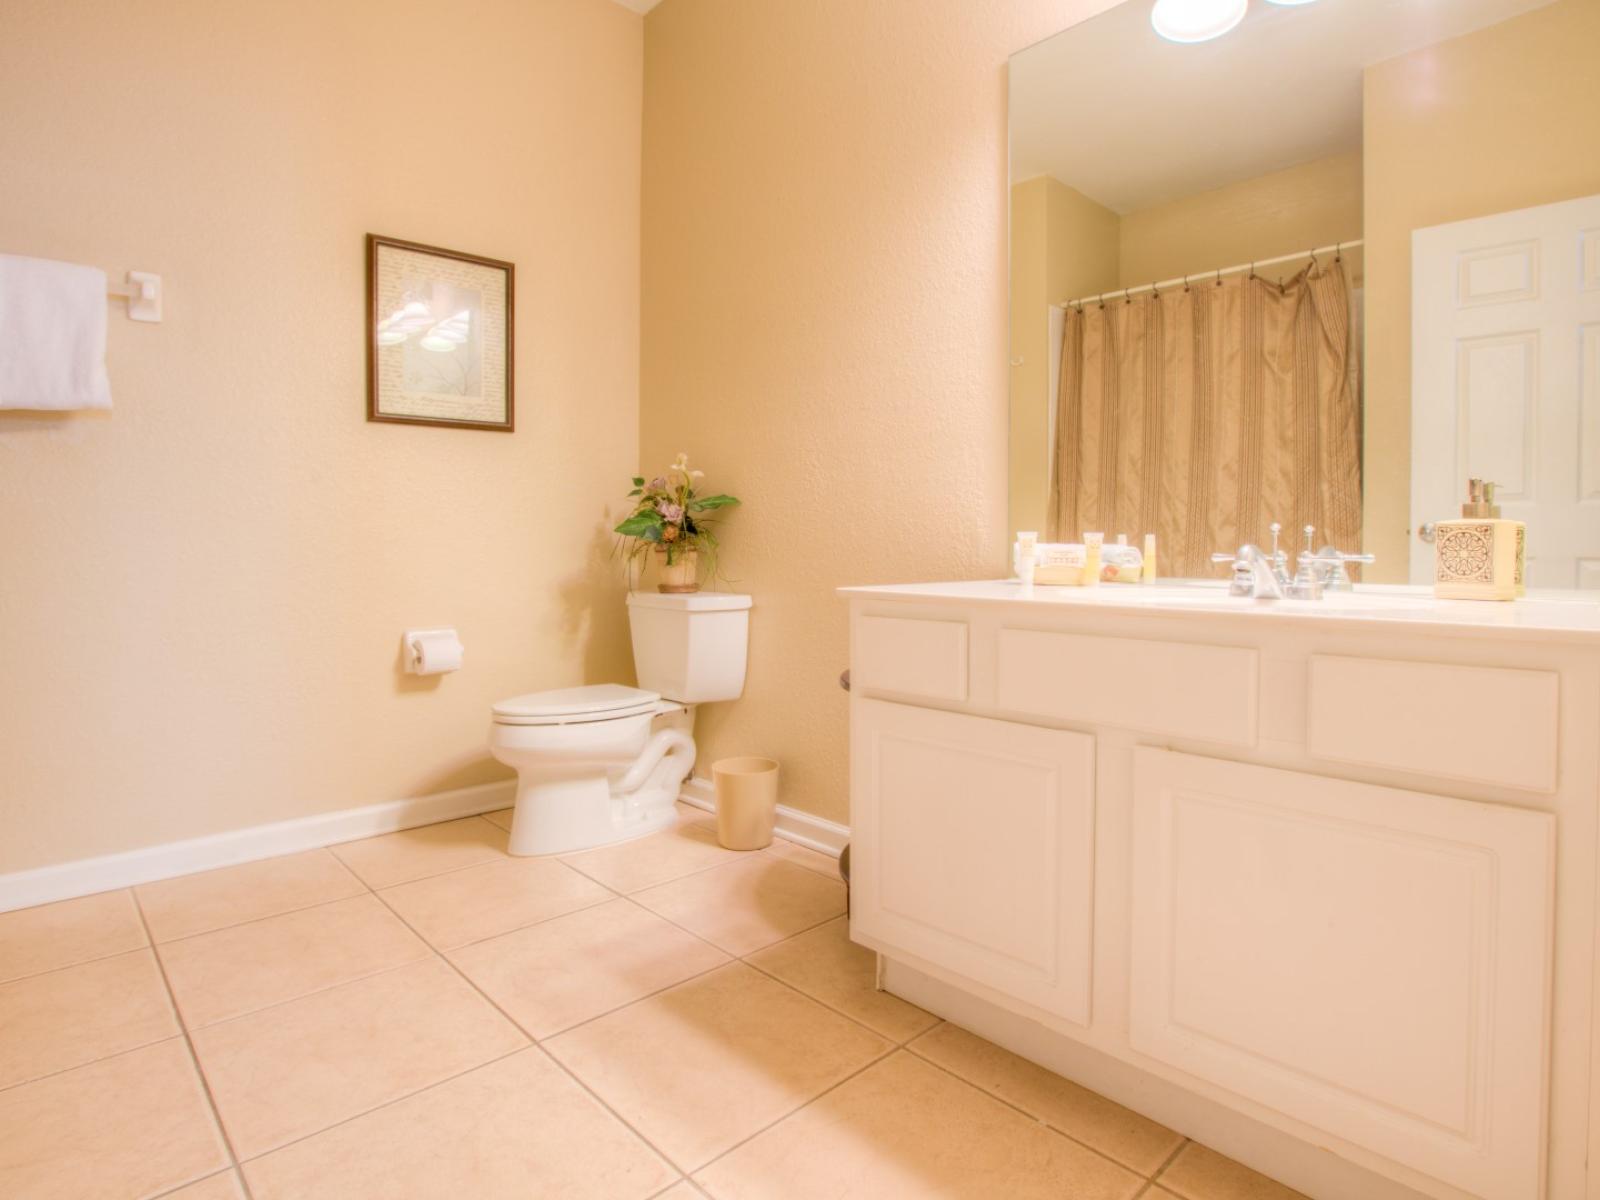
[{"x1": 0, "y1": 803, "x2": 1309, "y2": 1200}]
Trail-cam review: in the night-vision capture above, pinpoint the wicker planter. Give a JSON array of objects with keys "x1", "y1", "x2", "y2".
[{"x1": 655, "y1": 547, "x2": 700, "y2": 594}]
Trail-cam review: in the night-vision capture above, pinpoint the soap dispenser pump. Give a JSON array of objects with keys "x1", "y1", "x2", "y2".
[{"x1": 1432, "y1": 479, "x2": 1525, "y2": 601}]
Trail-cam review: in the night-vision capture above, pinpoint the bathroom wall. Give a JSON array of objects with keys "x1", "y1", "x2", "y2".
[
  {"x1": 1009, "y1": 176, "x2": 1121, "y2": 540},
  {"x1": 1116, "y1": 150, "x2": 1363, "y2": 289},
  {"x1": 0, "y1": 0, "x2": 643, "y2": 873},
  {"x1": 1362, "y1": 0, "x2": 1600, "y2": 580},
  {"x1": 640, "y1": 0, "x2": 1116, "y2": 827}
]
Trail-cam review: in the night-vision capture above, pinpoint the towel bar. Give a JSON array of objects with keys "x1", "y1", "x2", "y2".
[{"x1": 107, "y1": 271, "x2": 161, "y2": 323}]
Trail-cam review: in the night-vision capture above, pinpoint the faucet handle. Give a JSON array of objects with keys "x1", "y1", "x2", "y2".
[
  {"x1": 1302, "y1": 524, "x2": 1316, "y2": 555},
  {"x1": 1268, "y1": 522, "x2": 1282, "y2": 557}
]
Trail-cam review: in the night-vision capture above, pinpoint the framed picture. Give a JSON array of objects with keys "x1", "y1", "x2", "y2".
[{"x1": 366, "y1": 234, "x2": 514, "y2": 431}]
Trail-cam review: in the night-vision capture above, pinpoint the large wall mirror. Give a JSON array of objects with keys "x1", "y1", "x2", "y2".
[{"x1": 1008, "y1": 0, "x2": 1600, "y2": 586}]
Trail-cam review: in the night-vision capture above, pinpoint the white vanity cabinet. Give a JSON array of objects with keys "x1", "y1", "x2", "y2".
[
  {"x1": 842, "y1": 582, "x2": 1600, "y2": 1200},
  {"x1": 850, "y1": 700, "x2": 1096, "y2": 1027}
]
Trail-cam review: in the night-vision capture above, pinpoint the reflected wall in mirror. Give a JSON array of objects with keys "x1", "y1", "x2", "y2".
[{"x1": 1009, "y1": 0, "x2": 1600, "y2": 585}]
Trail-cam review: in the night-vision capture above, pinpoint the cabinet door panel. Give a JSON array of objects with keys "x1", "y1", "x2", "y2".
[
  {"x1": 1130, "y1": 748, "x2": 1554, "y2": 1200},
  {"x1": 850, "y1": 699, "x2": 1094, "y2": 1028}
]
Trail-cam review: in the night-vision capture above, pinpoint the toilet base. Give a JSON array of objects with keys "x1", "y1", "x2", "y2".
[
  {"x1": 505, "y1": 775, "x2": 680, "y2": 856},
  {"x1": 503, "y1": 722, "x2": 697, "y2": 856}
]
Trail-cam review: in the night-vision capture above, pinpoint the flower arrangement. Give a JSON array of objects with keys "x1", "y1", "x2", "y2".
[{"x1": 614, "y1": 453, "x2": 740, "y2": 593}]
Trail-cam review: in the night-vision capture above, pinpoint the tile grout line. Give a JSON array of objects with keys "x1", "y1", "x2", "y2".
[
  {"x1": 230, "y1": 1043, "x2": 532, "y2": 1167},
  {"x1": 684, "y1": 1041, "x2": 903, "y2": 1184},
  {"x1": 735, "y1": 943, "x2": 932, "y2": 1049},
  {"x1": 0, "y1": 940, "x2": 152, "y2": 987},
  {"x1": 129, "y1": 891, "x2": 259, "y2": 1200},
  {"x1": 438, "y1": 890, "x2": 620, "y2": 954},
  {"x1": 147, "y1": 1167, "x2": 243, "y2": 1200},
  {"x1": 522, "y1": 950, "x2": 734, "y2": 1043},
  {"x1": 173, "y1": 953, "x2": 434, "y2": 1036},
  {"x1": 364, "y1": 884, "x2": 691, "y2": 1186},
  {"x1": 904, "y1": 1043, "x2": 1160, "y2": 1185},
  {"x1": 1149, "y1": 1137, "x2": 1192, "y2": 1189},
  {"x1": 0, "y1": 1025, "x2": 183, "y2": 1097},
  {"x1": 590, "y1": 879, "x2": 918, "y2": 1054},
  {"x1": 562, "y1": 835, "x2": 759, "y2": 896},
  {"x1": 532, "y1": 896, "x2": 860, "y2": 1058},
  {"x1": 144, "y1": 889, "x2": 377, "y2": 952}
]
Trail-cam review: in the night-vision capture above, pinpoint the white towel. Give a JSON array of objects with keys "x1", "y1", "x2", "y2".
[{"x1": 0, "y1": 254, "x2": 113, "y2": 410}]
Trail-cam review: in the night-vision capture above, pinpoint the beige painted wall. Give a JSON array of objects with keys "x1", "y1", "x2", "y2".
[
  {"x1": 0, "y1": 0, "x2": 643, "y2": 872},
  {"x1": 1118, "y1": 151, "x2": 1363, "y2": 288},
  {"x1": 642, "y1": 0, "x2": 1115, "y2": 827},
  {"x1": 1009, "y1": 176, "x2": 1120, "y2": 537},
  {"x1": 1362, "y1": 0, "x2": 1600, "y2": 580}
]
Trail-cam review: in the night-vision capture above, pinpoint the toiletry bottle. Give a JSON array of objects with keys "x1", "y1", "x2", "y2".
[
  {"x1": 1015, "y1": 531, "x2": 1037, "y2": 586},
  {"x1": 1082, "y1": 532, "x2": 1104, "y2": 587},
  {"x1": 1142, "y1": 533, "x2": 1157, "y2": 583},
  {"x1": 1433, "y1": 479, "x2": 1523, "y2": 601}
]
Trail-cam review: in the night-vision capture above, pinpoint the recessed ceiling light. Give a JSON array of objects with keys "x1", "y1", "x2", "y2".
[{"x1": 1151, "y1": 0, "x2": 1249, "y2": 43}]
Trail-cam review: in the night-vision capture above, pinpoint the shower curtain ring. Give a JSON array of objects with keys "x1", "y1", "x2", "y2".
[
  {"x1": 1334, "y1": 241, "x2": 1343, "y2": 262},
  {"x1": 1183, "y1": 273, "x2": 1191, "y2": 293}
]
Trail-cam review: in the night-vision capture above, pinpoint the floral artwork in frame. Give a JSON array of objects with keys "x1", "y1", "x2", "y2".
[{"x1": 366, "y1": 234, "x2": 513, "y2": 431}]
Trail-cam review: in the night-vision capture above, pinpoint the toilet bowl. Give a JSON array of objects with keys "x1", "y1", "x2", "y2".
[
  {"x1": 489, "y1": 592, "x2": 751, "y2": 856},
  {"x1": 490, "y1": 685, "x2": 695, "y2": 856}
]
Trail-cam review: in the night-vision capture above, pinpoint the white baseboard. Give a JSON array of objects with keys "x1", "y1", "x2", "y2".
[
  {"x1": 678, "y1": 775, "x2": 851, "y2": 856},
  {"x1": 0, "y1": 780, "x2": 516, "y2": 915}
]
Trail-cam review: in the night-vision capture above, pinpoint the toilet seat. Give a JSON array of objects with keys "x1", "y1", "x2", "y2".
[{"x1": 492, "y1": 683, "x2": 660, "y2": 727}]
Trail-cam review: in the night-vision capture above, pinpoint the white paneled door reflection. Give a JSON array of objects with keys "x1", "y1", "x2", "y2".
[{"x1": 1412, "y1": 192, "x2": 1600, "y2": 588}]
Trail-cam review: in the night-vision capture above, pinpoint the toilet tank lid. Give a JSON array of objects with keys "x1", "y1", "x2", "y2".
[
  {"x1": 625, "y1": 591, "x2": 752, "y2": 612},
  {"x1": 492, "y1": 683, "x2": 659, "y2": 720}
]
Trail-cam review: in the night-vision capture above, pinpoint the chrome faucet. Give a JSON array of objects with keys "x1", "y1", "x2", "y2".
[
  {"x1": 1211, "y1": 524, "x2": 1288, "y2": 599},
  {"x1": 1213, "y1": 523, "x2": 1375, "y2": 600}
]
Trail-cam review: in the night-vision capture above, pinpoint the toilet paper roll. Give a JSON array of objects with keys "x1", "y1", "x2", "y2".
[{"x1": 409, "y1": 630, "x2": 464, "y2": 675}]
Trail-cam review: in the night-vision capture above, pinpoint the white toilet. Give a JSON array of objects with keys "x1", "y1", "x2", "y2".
[{"x1": 489, "y1": 591, "x2": 752, "y2": 856}]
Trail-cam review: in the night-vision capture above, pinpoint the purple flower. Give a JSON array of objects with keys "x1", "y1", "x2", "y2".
[
  {"x1": 657, "y1": 501, "x2": 684, "y2": 522},
  {"x1": 648, "y1": 477, "x2": 667, "y2": 491}
]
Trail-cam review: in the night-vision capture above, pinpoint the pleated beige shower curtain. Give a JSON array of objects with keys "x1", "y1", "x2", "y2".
[{"x1": 1047, "y1": 262, "x2": 1361, "y2": 577}]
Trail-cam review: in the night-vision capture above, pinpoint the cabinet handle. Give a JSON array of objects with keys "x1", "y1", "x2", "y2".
[{"x1": 1418, "y1": 522, "x2": 1437, "y2": 544}]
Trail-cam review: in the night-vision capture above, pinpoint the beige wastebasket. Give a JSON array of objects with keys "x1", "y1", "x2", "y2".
[{"x1": 712, "y1": 756, "x2": 779, "y2": 850}]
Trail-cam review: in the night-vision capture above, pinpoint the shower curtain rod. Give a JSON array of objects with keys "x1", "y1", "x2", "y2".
[{"x1": 1057, "y1": 239, "x2": 1364, "y2": 309}]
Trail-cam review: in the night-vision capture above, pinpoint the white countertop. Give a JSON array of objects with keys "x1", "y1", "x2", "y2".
[{"x1": 837, "y1": 579, "x2": 1600, "y2": 644}]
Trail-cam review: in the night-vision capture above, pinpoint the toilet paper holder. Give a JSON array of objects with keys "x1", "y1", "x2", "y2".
[{"x1": 403, "y1": 628, "x2": 464, "y2": 676}]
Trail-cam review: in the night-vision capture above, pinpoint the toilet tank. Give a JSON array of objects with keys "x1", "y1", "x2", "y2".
[{"x1": 626, "y1": 592, "x2": 752, "y2": 703}]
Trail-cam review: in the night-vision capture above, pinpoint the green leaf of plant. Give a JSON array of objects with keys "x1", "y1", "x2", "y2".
[
  {"x1": 627, "y1": 488, "x2": 642, "y2": 497},
  {"x1": 631, "y1": 476, "x2": 645, "y2": 487},
  {"x1": 689, "y1": 494, "x2": 740, "y2": 511},
  {"x1": 613, "y1": 513, "x2": 663, "y2": 538}
]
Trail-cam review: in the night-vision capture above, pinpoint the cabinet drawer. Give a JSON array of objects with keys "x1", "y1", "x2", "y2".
[
  {"x1": 849, "y1": 699, "x2": 1094, "y2": 1028},
  {"x1": 1130, "y1": 748, "x2": 1553, "y2": 1200},
  {"x1": 853, "y1": 615, "x2": 968, "y2": 701},
  {"x1": 997, "y1": 629, "x2": 1257, "y2": 746},
  {"x1": 1307, "y1": 655, "x2": 1558, "y2": 792}
]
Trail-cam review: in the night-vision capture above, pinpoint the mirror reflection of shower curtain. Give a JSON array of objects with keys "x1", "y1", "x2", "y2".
[{"x1": 1047, "y1": 262, "x2": 1361, "y2": 578}]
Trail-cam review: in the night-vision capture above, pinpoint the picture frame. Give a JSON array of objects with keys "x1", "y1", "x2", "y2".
[{"x1": 365, "y1": 234, "x2": 514, "y2": 432}]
